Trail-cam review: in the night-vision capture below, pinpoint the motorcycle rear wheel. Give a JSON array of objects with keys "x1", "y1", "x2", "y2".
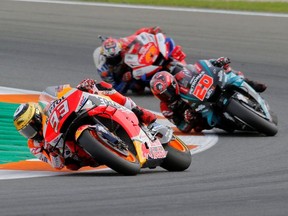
[
  {"x1": 160, "y1": 136, "x2": 192, "y2": 171},
  {"x1": 78, "y1": 130, "x2": 141, "y2": 175},
  {"x1": 226, "y1": 98, "x2": 278, "y2": 136}
]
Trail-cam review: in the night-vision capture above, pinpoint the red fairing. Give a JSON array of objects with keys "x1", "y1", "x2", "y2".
[
  {"x1": 99, "y1": 81, "x2": 112, "y2": 89},
  {"x1": 44, "y1": 87, "x2": 142, "y2": 145},
  {"x1": 87, "y1": 103, "x2": 141, "y2": 138},
  {"x1": 44, "y1": 90, "x2": 83, "y2": 143},
  {"x1": 138, "y1": 43, "x2": 160, "y2": 65}
]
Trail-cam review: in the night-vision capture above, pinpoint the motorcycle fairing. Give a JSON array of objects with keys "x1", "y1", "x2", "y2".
[
  {"x1": 87, "y1": 103, "x2": 167, "y2": 162},
  {"x1": 124, "y1": 32, "x2": 169, "y2": 79},
  {"x1": 133, "y1": 65, "x2": 161, "y2": 79},
  {"x1": 132, "y1": 129, "x2": 167, "y2": 160},
  {"x1": 44, "y1": 89, "x2": 96, "y2": 144},
  {"x1": 231, "y1": 82, "x2": 272, "y2": 121},
  {"x1": 42, "y1": 86, "x2": 169, "y2": 167},
  {"x1": 178, "y1": 60, "x2": 241, "y2": 127}
]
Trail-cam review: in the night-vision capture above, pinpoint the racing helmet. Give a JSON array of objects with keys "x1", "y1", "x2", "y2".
[
  {"x1": 102, "y1": 37, "x2": 122, "y2": 66},
  {"x1": 150, "y1": 71, "x2": 180, "y2": 103},
  {"x1": 13, "y1": 102, "x2": 43, "y2": 141}
]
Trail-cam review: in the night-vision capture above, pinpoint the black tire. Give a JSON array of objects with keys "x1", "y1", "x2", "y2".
[
  {"x1": 271, "y1": 111, "x2": 278, "y2": 125},
  {"x1": 226, "y1": 98, "x2": 278, "y2": 136},
  {"x1": 78, "y1": 130, "x2": 141, "y2": 175},
  {"x1": 161, "y1": 136, "x2": 192, "y2": 171}
]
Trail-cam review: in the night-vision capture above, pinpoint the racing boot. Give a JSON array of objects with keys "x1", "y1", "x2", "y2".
[
  {"x1": 64, "y1": 158, "x2": 81, "y2": 171},
  {"x1": 244, "y1": 78, "x2": 267, "y2": 93},
  {"x1": 193, "y1": 117, "x2": 212, "y2": 133}
]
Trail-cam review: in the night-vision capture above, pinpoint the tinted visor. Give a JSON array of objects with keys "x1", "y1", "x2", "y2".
[
  {"x1": 18, "y1": 121, "x2": 38, "y2": 139},
  {"x1": 158, "y1": 85, "x2": 178, "y2": 102},
  {"x1": 106, "y1": 54, "x2": 122, "y2": 66},
  {"x1": 18, "y1": 113, "x2": 42, "y2": 140}
]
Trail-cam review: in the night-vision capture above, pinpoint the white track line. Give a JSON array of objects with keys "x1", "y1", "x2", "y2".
[{"x1": 12, "y1": 0, "x2": 288, "y2": 18}]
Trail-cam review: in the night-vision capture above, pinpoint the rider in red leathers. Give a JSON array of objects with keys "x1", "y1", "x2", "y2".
[
  {"x1": 150, "y1": 57, "x2": 267, "y2": 133},
  {"x1": 13, "y1": 79, "x2": 158, "y2": 170},
  {"x1": 93, "y1": 26, "x2": 186, "y2": 94}
]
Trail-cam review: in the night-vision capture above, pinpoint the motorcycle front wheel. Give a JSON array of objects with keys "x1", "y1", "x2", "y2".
[
  {"x1": 160, "y1": 135, "x2": 192, "y2": 171},
  {"x1": 78, "y1": 129, "x2": 141, "y2": 175}
]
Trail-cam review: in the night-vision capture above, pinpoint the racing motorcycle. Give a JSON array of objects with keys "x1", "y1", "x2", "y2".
[
  {"x1": 99, "y1": 32, "x2": 186, "y2": 93},
  {"x1": 178, "y1": 60, "x2": 278, "y2": 136},
  {"x1": 38, "y1": 85, "x2": 191, "y2": 175}
]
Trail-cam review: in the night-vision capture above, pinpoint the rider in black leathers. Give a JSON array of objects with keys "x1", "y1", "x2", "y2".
[{"x1": 150, "y1": 57, "x2": 267, "y2": 133}]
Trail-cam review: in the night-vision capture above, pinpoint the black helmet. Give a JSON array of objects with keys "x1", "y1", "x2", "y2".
[{"x1": 13, "y1": 103, "x2": 43, "y2": 141}]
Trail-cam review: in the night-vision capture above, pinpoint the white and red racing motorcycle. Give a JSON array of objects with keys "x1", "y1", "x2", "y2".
[{"x1": 97, "y1": 32, "x2": 186, "y2": 94}]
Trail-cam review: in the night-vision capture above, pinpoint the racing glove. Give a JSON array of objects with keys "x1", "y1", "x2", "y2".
[
  {"x1": 77, "y1": 78, "x2": 98, "y2": 94},
  {"x1": 170, "y1": 45, "x2": 186, "y2": 62},
  {"x1": 122, "y1": 71, "x2": 132, "y2": 82},
  {"x1": 184, "y1": 109, "x2": 196, "y2": 123},
  {"x1": 214, "y1": 57, "x2": 231, "y2": 71},
  {"x1": 147, "y1": 26, "x2": 162, "y2": 34},
  {"x1": 132, "y1": 106, "x2": 157, "y2": 125},
  {"x1": 135, "y1": 26, "x2": 162, "y2": 35}
]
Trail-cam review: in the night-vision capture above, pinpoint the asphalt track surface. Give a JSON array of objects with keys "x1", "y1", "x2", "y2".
[{"x1": 1, "y1": 1, "x2": 288, "y2": 216}]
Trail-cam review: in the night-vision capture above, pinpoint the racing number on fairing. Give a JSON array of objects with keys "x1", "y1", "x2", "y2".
[
  {"x1": 144, "y1": 45, "x2": 158, "y2": 64},
  {"x1": 49, "y1": 100, "x2": 70, "y2": 132},
  {"x1": 193, "y1": 74, "x2": 213, "y2": 101}
]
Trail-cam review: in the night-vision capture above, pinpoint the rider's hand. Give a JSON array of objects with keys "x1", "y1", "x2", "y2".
[
  {"x1": 215, "y1": 57, "x2": 231, "y2": 68},
  {"x1": 122, "y1": 71, "x2": 132, "y2": 82},
  {"x1": 184, "y1": 109, "x2": 195, "y2": 123},
  {"x1": 77, "y1": 78, "x2": 98, "y2": 94},
  {"x1": 171, "y1": 45, "x2": 186, "y2": 62},
  {"x1": 148, "y1": 26, "x2": 162, "y2": 34}
]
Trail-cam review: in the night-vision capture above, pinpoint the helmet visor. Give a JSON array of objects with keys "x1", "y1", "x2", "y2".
[
  {"x1": 18, "y1": 120, "x2": 38, "y2": 139},
  {"x1": 106, "y1": 54, "x2": 122, "y2": 66},
  {"x1": 158, "y1": 85, "x2": 178, "y2": 102}
]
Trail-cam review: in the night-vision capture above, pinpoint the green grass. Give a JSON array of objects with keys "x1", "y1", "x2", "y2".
[
  {"x1": 0, "y1": 102, "x2": 33, "y2": 164},
  {"x1": 82, "y1": 0, "x2": 288, "y2": 13}
]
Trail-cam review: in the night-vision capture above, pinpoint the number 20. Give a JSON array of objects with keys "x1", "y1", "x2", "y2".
[{"x1": 193, "y1": 74, "x2": 213, "y2": 101}]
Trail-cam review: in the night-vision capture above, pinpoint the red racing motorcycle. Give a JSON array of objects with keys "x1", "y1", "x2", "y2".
[
  {"x1": 38, "y1": 85, "x2": 191, "y2": 175},
  {"x1": 98, "y1": 32, "x2": 186, "y2": 94},
  {"x1": 123, "y1": 32, "x2": 186, "y2": 80}
]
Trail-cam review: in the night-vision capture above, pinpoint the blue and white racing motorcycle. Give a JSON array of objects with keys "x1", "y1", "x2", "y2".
[{"x1": 179, "y1": 60, "x2": 278, "y2": 136}]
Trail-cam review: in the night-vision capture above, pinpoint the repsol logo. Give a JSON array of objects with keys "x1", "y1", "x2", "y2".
[{"x1": 47, "y1": 96, "x2": 65, "y2": 116}]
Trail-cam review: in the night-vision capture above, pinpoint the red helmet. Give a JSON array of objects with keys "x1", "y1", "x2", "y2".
[{"x1": 150, "y1": 71, "x2": 180, "y2": 102}]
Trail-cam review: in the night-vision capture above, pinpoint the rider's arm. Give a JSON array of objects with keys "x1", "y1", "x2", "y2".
[
  {"x1": 160, "y1": 101, "x2": 193, "y2": 133},
  {"x1": 118, "y1": 26, "x2": 162, "y2": 51},
  {"x1": 209, "y1": 57, "x2": 235, "y2": 74},
  {"x1": 93, "y1": 47, "x2": 116, "y2": 85},
  {"x1": 97, "y1": 81, "x2": 156, "y2": 125},
  {"x1": 134, "y1": 26, "x2": 162, "y2": 35},
  {"x1": 209, "y1": 58, "x2": 245, "y2": 77},
  {"x1": 28, "y1": 139, "x2": 65, "y2": 170},
  {"x1": 93, "y1": 47, "x2": 130, "y2": 94}
]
